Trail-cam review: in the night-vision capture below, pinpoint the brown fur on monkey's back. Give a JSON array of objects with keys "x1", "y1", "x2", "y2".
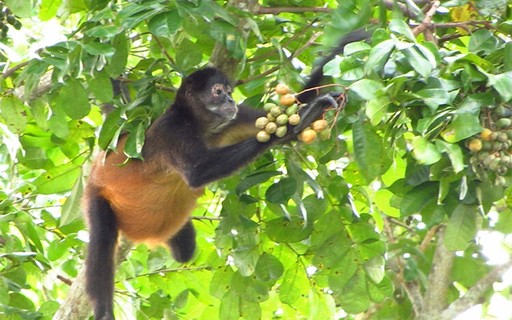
[{"x1": 85, "y1": 138, "x2": 203, "y2": 245}]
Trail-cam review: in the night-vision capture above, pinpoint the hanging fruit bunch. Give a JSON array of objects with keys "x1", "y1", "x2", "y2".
[
  {"x1": 255, "y1": 83, "x2": 332, "y2": 144},
  {"x1": 467, "y1": 105, "x2": 512, "y2": 187},
  {"x1": 0, "y1": 2, "x2": 22, "y2": 39}
]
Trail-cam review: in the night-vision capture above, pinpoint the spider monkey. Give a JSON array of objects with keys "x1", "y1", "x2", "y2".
[{"x1": 84, "y1": 30, "x2": 370, "y2": 320}]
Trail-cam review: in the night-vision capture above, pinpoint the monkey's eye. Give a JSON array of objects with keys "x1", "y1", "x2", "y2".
[{"x1": 212, "y1": 84, "x2": 225, "y2": 97}]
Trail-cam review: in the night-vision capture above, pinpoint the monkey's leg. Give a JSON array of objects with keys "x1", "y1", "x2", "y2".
[{"x1": 167, "y1": 220, "x2": 196, "y2": 263}]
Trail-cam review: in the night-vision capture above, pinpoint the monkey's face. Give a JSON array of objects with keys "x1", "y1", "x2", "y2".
[{"x1": 202, "y1": 83, "x2": 238, "y2": 121}]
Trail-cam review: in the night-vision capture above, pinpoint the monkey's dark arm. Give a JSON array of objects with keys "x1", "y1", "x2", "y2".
[{"x1": 179, "y1": 94, "x2": 338, "y2": 188}]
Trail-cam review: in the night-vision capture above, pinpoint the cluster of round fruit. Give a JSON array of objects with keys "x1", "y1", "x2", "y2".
[
  {"x1": 467, "y1": 106, "x2": 512, "y2": 186},
  {"x1": 255, "y1": 83, "x2": 329, "y2": 144},
  {"x1": 0, "y1": 5, "x2": 21, "y2": 39}
]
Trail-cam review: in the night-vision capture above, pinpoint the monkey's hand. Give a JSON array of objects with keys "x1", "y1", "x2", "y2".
[{"x1": 293, "y1": 93, "x2": 340, "y2": 134}]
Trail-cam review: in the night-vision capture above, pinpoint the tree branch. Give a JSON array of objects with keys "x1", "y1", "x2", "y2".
[
  {"x1": 440, "y1": 259, "x2": 512, "y2": 320},
  {"x1": 418, "y1": 226, "x2": 454, "y2": 320},
  {"x1": 53, "y1": 239, "x2": 133, "y2": 320}
]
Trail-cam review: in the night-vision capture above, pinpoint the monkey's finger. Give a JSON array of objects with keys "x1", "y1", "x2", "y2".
[{"x1": 294, "y1": 94, "x2": 338, "y2": 133}]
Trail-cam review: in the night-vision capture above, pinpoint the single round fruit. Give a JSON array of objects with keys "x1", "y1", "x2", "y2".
[
  {"x1": 298, "y1": 129, "x2": 317, "y2": 144},
  {"x1": 280, "y1": 93, "x2": 296, "y2": 107},
  {"x1": 496, "y1": 118, "x2": 512, "y2": 129},
  {"x1": 495, "y1": 176, "x2": 507, "y2": 187},
  {"x1": 468, "y1": 139, "x2": 483, "y2": 152},
  {"x1": 270, "y1": 106, "x2": 283, "y2": 117},
  {"x1": 275, "y1": 83, "x2": 290, "y2": 95},
  {"x1": 288, "y1": 114, "x2": 301, "y2": 126},
  {"x1": 255, "y1": 117, "x2": 269, "y2": 129},
  {"x1": 318, "y1": 129, "x2": 330, "y2": 140},
  {"x1": 275, "y1": 126, "x2": 288, "y2": 138},
  {"x1": 265, "y1": 122, "x2": 278, "y2": 134},
  {"x1": 312, "y1": 119, "x2": 328, "y2": 132},
  {"x1": 256, "y1": 130, "x2": 271, "y2": 142},
  {"x1": 276, "y1": 114, "x2": 289, "y2": 126},
  {"x1": 481, "y1": 128, "x2": 493, "y2": 141},
  {"x1": 286, "y1": 104, "x2": 298, "y2": 116},
  {"x1": 264, "y1": 103, "x2": 277, "y2": 112}
]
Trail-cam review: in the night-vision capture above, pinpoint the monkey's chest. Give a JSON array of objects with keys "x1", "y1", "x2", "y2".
[{"x1": 97, "y1": 165, "x2": 203, "y2": 244}]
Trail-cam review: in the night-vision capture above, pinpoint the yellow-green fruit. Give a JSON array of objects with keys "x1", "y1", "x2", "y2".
[
  {"x1": 275, "y1": 126, "x2": 288, "y2": 138},
  {"x1": 266, "y1": 113, "x2": 276, "y2": 122},
  {"x1": 318, "y1": 129, "x2": 330, "y2": 140},
  {"x1": 270, "y1": 106, "x2": 283, "y2": 117},
  {"x1": 276, "y1": 114, "x2": 289, "y2": 126},
  {"x1": 264, "y1": 103, "x2": 277, "y2": 112},
  {"x1": 288, "y1": 114, "x2": 301, "y2": 126},
  {"x1": 286, "y1": 104, "x2": 298, "y2": 116},
  {"x1": 255, "y1": 117, "x2": 269, "y2": 129},
  {"x1": 275, "y1": 83, "x2": 290, "y2": 95},
  {"x1": 280, "y1": 93, "x2": 296, "y2": 107},
  {"x1": 481, "y1": 128, "x2": 493, "y2": 141},
  {"x1": 312, "y1": 119, "x2": 328, "y2": 132},
  {"x1": 256, "y1": 130, "x2": 271, "y2": 142},
  {"x1": 265, "y1": 122, "x2": 278, "y2": 134},
  {"x1": 497, "y1": 118, "x2": 512, "y2": 129},
  {"x1": 468, "y1": 138, "x2": 483, "y2": 152}
]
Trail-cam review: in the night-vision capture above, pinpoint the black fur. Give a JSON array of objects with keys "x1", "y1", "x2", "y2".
[
  {"x1": 168, "y1": 220, "x2": 196, "y2": 262},
  {"x1": 85, "y1": 187, "x2": 118, "y2": 320}
]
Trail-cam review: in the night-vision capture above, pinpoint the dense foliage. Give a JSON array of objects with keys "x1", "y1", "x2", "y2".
[{"x1": 1, "y1": 0, "x2": 512, "y2": 319}]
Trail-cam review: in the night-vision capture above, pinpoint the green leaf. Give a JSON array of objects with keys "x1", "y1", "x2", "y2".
[
  {"x1": 148, "y1": 10, "x2": 182, "y2": 36},
  {"x1": 255, "y1": 253, "x2": 284, "y2": 283},
  {"x1": 435, "y1": 140, "x2": 464, "y2": 173},
  {"x1": 444, "y1": 204, "x2": 477, "y2": 251},
  {"x1": 338, "y1": 270, "x2": 371, "y2": 314},
  {"x1": 401, "y1": 45, "x2": 433, "y2": 78},
  {"x1": 365, "y1": 39, "x2": 395, "y2": 75},
  {"x1": 54, "y1": 79, "x2": 90, "y2": 119},
  {"x1": 0, "y1": 96, "x2": 27, "y2": 134},
  {"x1": 6, "y1": 0, "x2": 32, "y2": 18},
  {"x1": 279, "y1": 264, "x2": 308, "y2": 305},
  {"x1": 352, "y1": 120, "x2": 390, "y2": 182},
  {"x1": 367, "y1": 276, "x2": 393, "y2": 303},
  {"x1": 89, "y1": 71, "x2": 114, "y2": 103},
  {"x1": 34, "y1": 164, "x2": 81, "y2": 194},
  {"x1": 107, "y1": 32, "x2": 129, "y2": 77},
  {"x1": 231, "y1": 245, "x2": 259, "y2": 277},
  {"x1": 487, "y1": 72, "x2": 512, "y2": 102},
  {"x1": 210, "y1": 267, "x2": 235, "y2": 299},
  {"x1": 349, "y1": 79, "x2": 384, "y2": 100},
  {"x1": 98, "y1": 108, "x2": 122, "y2": 149},
  {"x1": 48, "y1": 114, "x2": 69, "y2": 138},
  {"x1": 363, "y1": 256, "x2": 385, "y2": 283},
  {"x1": 411, "y1": 136, "x2": 441, "y2": 165},
  {"x1": 83, "y1": 42, "x2": 116, "y2": 56},
  {"x1": 441, "y1": 113, "x2": 483, "y2": 143},
  {"x1": 265, "y1": 217, "x2": 313, "y2": 243},
  {"x1": 85, "y1": 25, "x2": 122, "y2": 38},
  {"x1": 124, "y1": 123, "x2": 146, "y2": 159},
  {"x1": 504, "y1": 42, "x2": 512, "y2": 72},
  {"x1": 39, "y1": 0, "x2": 63, "y2": 20},
  {"x1": 60, "y1": 174, "x2": 84, "y2": 226},
  {"x1": 236, "y1": 171, "x2": 281, "y2": 195},
  {"x1": 389, "y1": 19, "x2": 415, "y2": 41},
  {"x1": 265, "y1": 177, "x2": 296, "y2": 204},
  {"x1": 400, "y1": 182, "x2": 438, "y2": 216},
  {"x1": 328, "y1": 249, "x2": 358, "y2": 290},
  {"x1": 219, "y1": 289, "x2": 240, "y2": 320}
]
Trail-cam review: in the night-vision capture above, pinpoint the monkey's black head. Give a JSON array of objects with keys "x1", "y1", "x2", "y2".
[{"x1": 178, "y1": 68, "x2": 237, "y2": 131}]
